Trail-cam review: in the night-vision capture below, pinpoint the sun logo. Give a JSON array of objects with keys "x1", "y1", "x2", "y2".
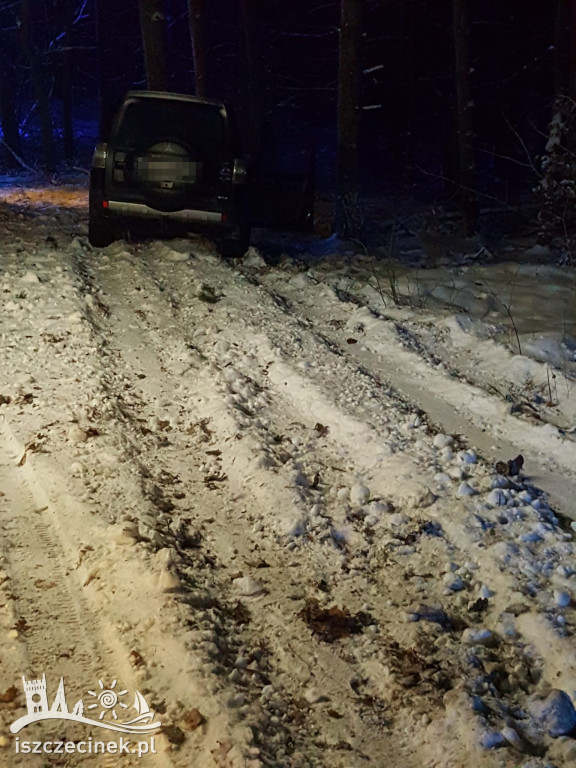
[{"x1": 86, "y1": 680, "x2": 129, "y2": 721}]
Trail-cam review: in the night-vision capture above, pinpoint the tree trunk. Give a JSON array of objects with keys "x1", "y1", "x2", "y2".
[
  {"x1": 19, "y1": 0, "x2": 55, "y2": 171},
  {"x1": 451, "y1": 0, "x2": 478, "y2": 235},
  {"x1": 0, "y1": 79, "x2": 21, "y2": 165},
  {"x1": 538, "y1": 0, "x2": 576, "y2": 255},
  {"x1": 553, "y1": 0, "x2": 576, "y2": 101},
  {"x1": 96, "y1": 0, "x2": 121, "y2": 136},
  {"x1": 139, "y1": 0, "x2": 169, "y2": 91},
  {"x1": 390, "y1": 0, "x2": 416, "y2": 178},
  {"x1": 187, "y1": 0, "x2": 206, "y2": 97},
  {"x1": 240, "y1": 0, "x2": 265, "y2": 156},
  {"x1": 61, "y1": 0, "x2": 75, "y2": 160},
  {"x1": 550, "y1": 0, "x2": 576, "y2": 161},
  {"x1": 336, "y1": 0, "x2": 363, "y2": 240},
  {"x1": 0, "y1": 22, "x2": 21, "y2": 167}
]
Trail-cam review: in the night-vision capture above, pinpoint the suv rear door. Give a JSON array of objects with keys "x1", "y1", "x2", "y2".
[{"x1": 106, "y1": 93, "x2": 232, "y2": 213}]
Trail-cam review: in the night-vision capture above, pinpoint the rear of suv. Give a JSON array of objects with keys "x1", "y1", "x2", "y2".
[{"x1": 89, "y1": 91, "x2": 250, "y2": 256}]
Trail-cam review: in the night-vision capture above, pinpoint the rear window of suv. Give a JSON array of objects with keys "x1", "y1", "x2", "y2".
[{"x1": 113, "y1": 96, "x2": 229, "y2": 155}]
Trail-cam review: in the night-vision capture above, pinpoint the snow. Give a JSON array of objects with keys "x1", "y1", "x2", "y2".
[{"x1": 0, "y1": 179, "x2": 575, "y2": 766}]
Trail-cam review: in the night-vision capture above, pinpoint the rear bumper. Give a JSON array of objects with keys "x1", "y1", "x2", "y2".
[{"x1": 106, "y1": 200, "x2": 225, "y2": 224}]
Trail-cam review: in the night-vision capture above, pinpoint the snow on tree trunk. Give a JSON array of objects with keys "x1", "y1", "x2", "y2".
[
  {"x1": 538, "y1": 0, "x2": 576, "y2": 261},
  {"x1": 539, "y1": 97, "x2": 576, "y2": 261}
]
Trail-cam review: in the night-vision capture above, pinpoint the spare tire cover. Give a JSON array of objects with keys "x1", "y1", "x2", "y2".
[{"x1": 134, "y1": 141, "x2": 200, "y2": 212}]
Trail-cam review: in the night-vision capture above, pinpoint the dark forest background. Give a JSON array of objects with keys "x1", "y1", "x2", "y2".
[{"x1": 0, "y1": 0, "x2": 574, "y2": 249}]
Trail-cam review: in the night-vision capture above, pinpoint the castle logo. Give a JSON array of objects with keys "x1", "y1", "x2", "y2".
[{"x1": 10, "y1": 674, "x2": 161, "y2": 735}]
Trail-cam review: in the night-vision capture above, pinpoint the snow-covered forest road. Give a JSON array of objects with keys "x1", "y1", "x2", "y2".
[{"x1": 1, "y1": 187, "x2": 576, "y2": 768}]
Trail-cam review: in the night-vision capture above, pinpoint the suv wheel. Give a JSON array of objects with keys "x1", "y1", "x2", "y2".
[
  {"x1": 89, "y1": 205, "x2": 116, "y2": 248},
  {"x1": 218, "y1": 220, "x2": 251, "y2": 258}
]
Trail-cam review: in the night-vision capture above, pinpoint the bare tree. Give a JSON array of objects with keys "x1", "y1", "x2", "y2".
[
  {"x1": 139, "y1": 0, "x2": 169, "y2": 91},
  {"x1": 336, "y1": 0, "x2": 363, "y2": 239},
  {"x1": 187, "y1": 0, "x2": 206, "y2": 97},
  {"x1": 451, "y1": 0, "x2": 478, "y2": 234}
]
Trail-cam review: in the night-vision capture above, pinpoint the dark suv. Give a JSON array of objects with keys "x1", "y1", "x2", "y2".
[{"x1": 88, "y1": 91, "x2": 250, "y2": 256}]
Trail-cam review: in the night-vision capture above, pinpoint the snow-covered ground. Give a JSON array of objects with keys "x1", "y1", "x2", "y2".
[{"x1": 0, "y1": 181, "x2": 576, "y2": 768}]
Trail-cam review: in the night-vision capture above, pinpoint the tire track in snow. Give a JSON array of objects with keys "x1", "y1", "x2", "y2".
[
  {"x1": 72, "y1": 242, "x2": 431, "y2": 768},
  {"x1": 133, "y1": 243, "x2": 576, "y2": 765},
  {"x1": 0, "y1": 179, "x2": 574, "y2": 765},
  {"x1": 252, "y1": 266, "x2": 576, "y2": 522},
  {"x1": 0, "y1": 419, "x2": 136, "y2": 768},
  {"x1": 0, "y1": 244, "x2": 194, "y2": 768},
  {"x1": 131, "y1": 244, "x2": 541, "y2": 768},
  {"x1": 65, "y1": 245, "x2": 308, "y2": 767},
  {"x1": 6, "y1": 230, "x2": 570, "y2": 767}
]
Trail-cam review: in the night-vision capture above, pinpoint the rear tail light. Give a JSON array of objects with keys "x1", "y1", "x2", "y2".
[
  {"x1": 102, "y1": 200, "x2": 109, "y2": 209},
  {"x1": 92, "y1": 143, "x2": 108, "y2": 169},
  {"x1": 218, "y1": 163, "x2": 233, "y2": 182},
  {"x1": 232, "y1": 159, "x2": 247, "y2": 185},
  {"x1": 219, "y1": 160, "x2": 247, "y2": 184}
]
